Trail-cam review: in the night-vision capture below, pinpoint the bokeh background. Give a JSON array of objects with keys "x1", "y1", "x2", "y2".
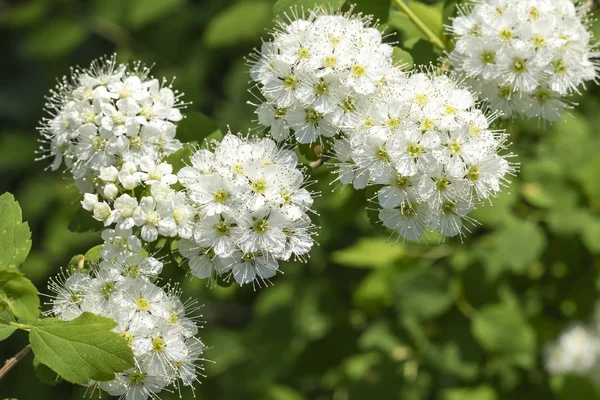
[{"x1": 1, "y1": 0, "x2": 600, "y2": 399}]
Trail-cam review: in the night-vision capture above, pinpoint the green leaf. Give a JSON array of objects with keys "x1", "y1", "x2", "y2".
[
  {"x1": 0, "y1": 133, "x2": 38, "y2": 170},
  {"x1": 352, "y1": 0, "x2": 391, "y2": 23},
  {"x1": 354, "y1": 269, "x2": 393, "y2": 308},
  {"x1": 409, "y1": 2, "x2": 443, "y2": 38},
  {"x1": 176, "y1": 111, "x2": 219, "y2": 143},
  {"x1": 476, "y1": 219, "x2": 546, "y2": 280},
  {"x1": 551, "y1": 375, "x2": 600, "y2": 400},
  {"x1": 0, "y1": 310, "x2": 17, "y2": 341},
  {"x1": 204, "y1": 1, "x2": 272, "y2": 48},
  {"x1": 127, "y1": 0, "x2": 185, "y2": 29},
  {"x1": 3, "y1": 0, "x2": 49, "y2": 28},
  {"x1": 68, "y1": 206, "x2": 102, "y2": 234},
  {"x1": 576, "y1": 154, "x2": 600, "y2": 203},
  {"x1": 29, "y1": 312, "x2": 135, "y2": 385},
  {"x1": 406, "y1": 38, "x2": 437, "y2": 66},
  {"x1": 273, "y1": 0, "x2": 345, "y2": 16},
  {"x1": 23, "y1": 18, "x2": 88, "y2": 58},
  {"x1": 392, "y1": 267, "x2": 453, "y2": 318},
  {"x1": 0, "y1": 270, "x2": 39, "y2": 321},
  {"x1": 164, "y1": 143, "x2": 196, "y2": 175},
  {"x1": 392, "y1": 47, "x2": 414, "y2": 69},
  {"x1": 264, "y1": 385, "x2": 306, "y2": 400},
  {"x1": 84, "y1": 245, "x2": 104, "y2": 268},
  {"x1": 0, "y1": 193, "x2": 31, "y2": 271},
  {"x1": 442, "y1": 385, "x2": 497, "y2": 400},
  {"x1": 442, "y1": 0, "x2": 460, "y2": 36},
  {"x1": 332, "y1": 237, "x2": 405, "y2": 268},
  {"x1": 34, "y1": 358, "x2": 63, "y2": 386},
  {"x1": 582, "y1": 219, "x2": 600, "y2": 254},
  {"x1": 471, "y1": 303, "x2": 536, "y2": 368}
]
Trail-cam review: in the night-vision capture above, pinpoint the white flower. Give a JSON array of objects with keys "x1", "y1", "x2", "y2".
[
  {"x1": 113, "y1": 194, "x2": 139, "y2": 229},
  {"x1": 49, "y1": 248, "x2": 204, "y2": 399},
  {"x1": 546, "y1": 325, "x2": 600, "y2": 376},
  {"x1": 249, "y1": 10, "x2": 393, "y2": 144},
  {"x1": 93, "y1": 201, "x2": 114, "y2": 225},
  {"x1": 447, "y1": 0, "x2": 600, "y2": 121},
  {"x1": 177, "y1": 133, "x2": 315, "y2": 285},
  {"x1": 330, "y1": 71, "x2": 514, "y2": 241},
  {"x1": 139, "y1": 157, "x2": 177, "y2": 186},
  {"x1": 133, "y1": 196, "x2": 177, "y2": 242},
  {"x1": 234, "y1": 207, "x2": 287, "y2": 256},
  {"x1": 38, "y1": 54, "x2": 185, "y2": 194},
  {"x1": 81, "y1": 193, "x2": 99, "y2": 211},
  {"x1": 178, "y1": 239, "x2": 231, "y2": 279}
]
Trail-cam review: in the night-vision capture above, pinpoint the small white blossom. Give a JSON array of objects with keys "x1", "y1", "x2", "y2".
[
  {"x1": 447, "y1": 0, "x2": 600, "y2": 121},
  {"x1": 177, "y1": 133, "x2": 316, "y2": 286}
]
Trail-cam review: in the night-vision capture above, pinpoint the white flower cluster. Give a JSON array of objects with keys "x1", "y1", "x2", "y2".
[
  {"x1": 49, "y1": 250, "x2": 203, "y2": 400},
  {"x1": 177, "y1": 134, "x2": 315, "y2": 286},
  {"x1": 250, "y1": 10, "x2": 396, "y2": 143},
  {"x1": 333, "y1": 72, "x2": 513, "y2": 241},
  {"x1": 250, "y1": 11, "x2": 514, "y2": 241},
  {"x1": 38, "y1": 54, "x2": 184, "y2": 196},
  {"x1": 448, "y1": 0, "x2": 599, "y2": 121},
  {"x1": 545, "y1": 324, "x2": 600, "y2": 376}
]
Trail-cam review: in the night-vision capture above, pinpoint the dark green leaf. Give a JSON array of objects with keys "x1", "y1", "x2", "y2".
[
  {"x1": 442, "y1": 385, "x2": 497, "y2": 400},
  {"x1": 352, "y1": 0, "x2": 391, "y2": 23},
  {"x1": 29, "y1": 312, "x2": 135, "y2": 384},
  {"x1": 0, "y1": 193, "x2": 32, "y2": 271},
  {"x1": 176, "y1": 111, "x2": 220, "y2": 143},
  {"x1": 68, "y1": 207, "x2": 102, "y2": 234},
  {"x1": 0, "y1": 310, "x2": 17, "y2": 341},
  {"x1": 204, "y1": 1, "x2": 272, "y2": 48},
  {"x1": 23, "y1": 18, "x2": 88, "y2": 58},
  {"x1": 472, "y1": 303, "x2": 536, "y2": 368},
  {"x1": 34, "y1": 358, "x2": 63, "y2": 386},
  {"x1": 392, "y1": 47, "x2": 414, "y2": 69},
  {"x1": 127, "y1": 0, "x2": 185, "y2": 29},
  {"x1": 0, "y1": 270, "x2": 39, "y2": 321},
  {"x1": 164, "y1": 143, "x2": 196, "y2": 175},
  {"x1": 273, "y1": 0, "x2": 345, "y2": 16},
  {"x1": 332, "y1": 237, "x2": 405, "y2": 268}
]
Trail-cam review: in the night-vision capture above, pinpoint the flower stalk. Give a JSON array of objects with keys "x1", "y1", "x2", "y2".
[{"x1": 393, "y1": 0, "x2": 446, "y2": 51}]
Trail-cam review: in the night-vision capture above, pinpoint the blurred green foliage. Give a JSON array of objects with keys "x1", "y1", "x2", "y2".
[{"x1": 1, "y1": 0, "x2": 600, "y2": 399}]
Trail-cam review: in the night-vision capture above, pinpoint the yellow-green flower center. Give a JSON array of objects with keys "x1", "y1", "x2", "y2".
[
  {"x1": 315, "y1": 79, "x2": 329, "y2": 96},
  {"x1": 252, "y1": 179, "x2": 267, "y2": 194},
  {"x1": 100, "y1": 282, "x2": 114, "y2": 297},
  {"x1": 253, "y1": 218, "x2": 269, "y2": 234},
  {"x1": 130, "y1": 371, "x2": 145, "y2": 385},
  {"x1": 376, "y1": 145, "x2": 390, "y2": 161},
  {"x1": 213, "y1": 189, "x2": 228, "y2": 204},
  {"x1": 407, "y1": 143, "x2": 422, "y2": 157},
  {"x1": 283, "y1": 74, "x2": 298, "y2": 89},
  {"x1": 306, "y1": 108, "x2": 322, "y2": 123},
  {"x1": 500, "y1": 28, "x2": 514, "y2": 41},
  {"x1": 152, "y1": 337, "x2": 166, "y2": 353},
  {"x1": 442, "y1": 201, "x2": 455, "y2": 215},
  {"x1": 480, "y1": 50, "x2": 495, "y2": 64},
  {"x1": 352, "y1": 64, "x2": 366, "y2": 77},
  {"x1": 214, "y1": 221, "x2": 230, "y2": 236},
  {"x1": 467, "y1": 166, "x2": 480, "y2": 181},
  {"x1": 512, "y1": 58, "x2": 527, "y2": 74},
  {"x1": 136, "y1": 297, "x2": 150, "y2": 312}
]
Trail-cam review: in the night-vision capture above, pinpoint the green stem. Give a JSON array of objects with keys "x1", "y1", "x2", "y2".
[
  {"x1": 9, "y1": 321, "x2": 32, "y2": 331},
  {"x1": 393, "y1": 0, "x2": 446, "y2": 51}
]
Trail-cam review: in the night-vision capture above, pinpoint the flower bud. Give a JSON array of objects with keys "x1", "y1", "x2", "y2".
[
  {"x1": 103, "y1": 183, "x2": 119, "y2": 200},
  {"x1": 93, "y1": 202, "x2": 112, "y2": 223},
  {"x1": 99, "y1": 166, "x2": 119, "y2": 182},
  {"x1": 81, "y1": 193, "x2": 99, "y2": 211}
]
